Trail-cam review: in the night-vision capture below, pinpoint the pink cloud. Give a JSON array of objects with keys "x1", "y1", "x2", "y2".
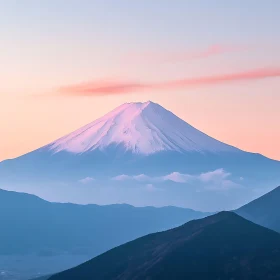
[
  {"x1": 132, "y1": 44, "x2": 247, "y2": 63},
  {"x1": 167, "y1": 68, "x2": 280, "y2": 88},
  {"x1": 163, "y1": 172, "x2": 193, "y2": 183},
  {"x1": 59, "y1": 80, "x2": 149, "y2": 96},
  {"x1": 58, "y1": 67, "x2": 280, "y2": 96},
  {"x1": 110, "y1": 169, "x2": 241, "y2": 191},
  {"x1": 162, "y1": 44, "x2": 245, "y2": 62}
]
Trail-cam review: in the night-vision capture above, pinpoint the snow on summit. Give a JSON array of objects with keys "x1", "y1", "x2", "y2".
[{"x1": 47, "y1": 101, "x2": 238, "y2": 155}]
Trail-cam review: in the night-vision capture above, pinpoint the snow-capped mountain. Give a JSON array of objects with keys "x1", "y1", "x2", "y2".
[
  {"x1": 0, "y1": 101, "x2": 279, "y2": 211},
  {"x1": 46, "y1": 101, "x2": 238, "y2": 155}
]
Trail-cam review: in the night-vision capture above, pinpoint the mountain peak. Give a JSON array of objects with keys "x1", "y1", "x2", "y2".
[
  {"x1": 113, "y1": 100, "x2": 158, "y2": 114},
  {"x1": 124, "y1": 100, "x2": 155, "y2": 106},
  {"x1": 46, "y1": 101, "x2": 238, "y2": 155}
]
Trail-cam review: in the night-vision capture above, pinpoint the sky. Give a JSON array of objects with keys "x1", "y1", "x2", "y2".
[{"x1": 0, "y1": 0, "x2": 280, "y2": 161}]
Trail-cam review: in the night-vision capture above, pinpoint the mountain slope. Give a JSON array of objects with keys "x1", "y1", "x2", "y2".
[
  {"x1": 0, "y1": 101, "x2": 279, "y2": 211},
  {"x1": 0, "y1": 188, "x2": 208, "y2": 279},
  {"x1": 48, "y1": 212, "x2": 280, "y2": 280},
  {"x1": 236, "y1": 186, "x2": 280, "y2": 232},
  {"x1": 46, "y1": 101, "x2": 238, "y2": 155}
]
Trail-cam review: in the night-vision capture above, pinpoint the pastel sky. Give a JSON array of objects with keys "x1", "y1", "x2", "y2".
[{"x1": 1, "y1": 0, "x2": 280, "y2": 161}]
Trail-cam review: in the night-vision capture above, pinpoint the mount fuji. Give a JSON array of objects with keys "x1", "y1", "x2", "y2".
[
  {"x1": 47, "y1": 101, "x2": 237, "y2": 155},
  {"x1": 0, "y1": 101, "x2": 279, "y2": 211}
]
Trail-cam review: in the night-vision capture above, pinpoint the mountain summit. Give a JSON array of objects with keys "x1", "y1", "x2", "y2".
[
  {"x1": 0, "y1": 101, "x2": 279, "y2": 211},
  {"x1": 46, "y1": 101, "x2": 237, "y2": 155}
]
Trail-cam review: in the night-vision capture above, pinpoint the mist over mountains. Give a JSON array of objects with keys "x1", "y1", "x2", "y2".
[
  {"x1": 0, "y1": 101, "x2": 279, "y2": 211},
  {"x1": 0, "y1": 188, "x2": 208, "y2": 279},
  {"x1": 2, "y1": 184, "x2": 280, "y2": 280}
]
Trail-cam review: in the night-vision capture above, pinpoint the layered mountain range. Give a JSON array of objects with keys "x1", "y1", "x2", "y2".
[
  {"x1": 47, "y1": 211, "x2": 280, "y2": 280},
  {"x1": 1, "y1": 184, "x2": 280, "y2": 280},
  {"x1": 0, "y1": 188, "x2": 208, "y2": 280},
  {"x1": 0, "y1": 101, "x2": 279, "y2": 210}
]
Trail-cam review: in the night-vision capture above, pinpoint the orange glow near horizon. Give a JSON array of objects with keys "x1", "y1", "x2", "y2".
[
  {"x1": 1, "y1": 83, "x2": 280, "y2": 161},
  {"x1": 1, "y1": 1, "x2": 280, "y2": 162}
]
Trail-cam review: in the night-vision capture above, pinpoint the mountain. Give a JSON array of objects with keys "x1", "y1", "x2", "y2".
[
  {"x1": 0, "y1": 101, "x2": 279, "y2": 211},
  {"x1": 236, "y1": 186, "x2": 280, "y2": 233},
  {"x1": 0, "y1": 188, "x2": 208, "y2": 280},
  {"x1": 46, "y1": 212, "x2": 280, "y2": 280},
  {"x1": 46, "y1": 101, "x2": 238, "y2": 155}
]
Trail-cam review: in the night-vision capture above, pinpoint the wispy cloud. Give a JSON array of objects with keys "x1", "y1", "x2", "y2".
[
  {"x1": 163, "y1": 172, "x2": 193, "y2": 183},
  {"x1": 136, "y1": 44, "x2": 247, "y2": 63},
  {"x1": 113, "y1": 174, "x2": 134, "y2": 181},
  {"x1": 59, "y1": 80, "x2": 148, "y2": 96},
  {"x1": 78, "y1": 177, "x2": 95, "y2": 184},
  {"x1": 111, "y1": 169, "x2": 241, "y2": 191},
  {"x1": 199, "y1": 169, "x2": 230, "y2": 183},
  {"x1": 58, "y1": 67, "x2": 280, "y2": 96},
  {"x1": 145, "y1": 184, "x2": 161, "y2": 192},
  {"x1": 112, "y1": 175, "x2": 162, "y2": 192},
  {"x1": 113, "y1": 174, "x2": 152, "y2": 182}
]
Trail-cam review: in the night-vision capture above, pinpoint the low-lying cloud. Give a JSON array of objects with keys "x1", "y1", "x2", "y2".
[
  {"x1": 112, "y1": 169, "x2": 241, "y2": 191},
  {"x1": 78, "y1": 177, "x2": 95, "y2": 184}
]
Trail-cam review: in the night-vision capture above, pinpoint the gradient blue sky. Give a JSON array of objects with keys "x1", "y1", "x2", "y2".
[{"x1": 1, "y1": 0, "x2": 280, "y2": 160}]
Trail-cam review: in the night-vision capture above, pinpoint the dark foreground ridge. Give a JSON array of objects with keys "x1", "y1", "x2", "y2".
[{"x1": 48, "y1": 211, "x2": 280, "y2": 280}]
